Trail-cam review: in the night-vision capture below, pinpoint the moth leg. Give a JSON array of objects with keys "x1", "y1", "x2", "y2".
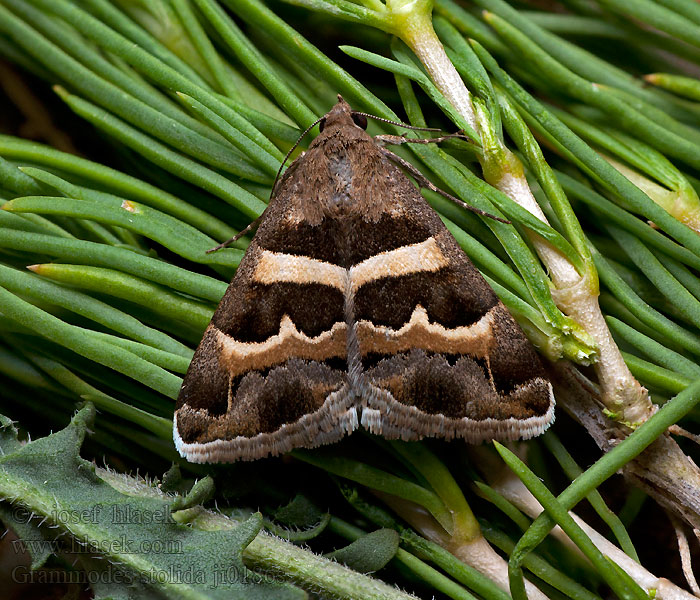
[
  {"x1": 206, "y1": 215, "x2": 264, "y2": 254},
  {"x1": 373, "y1": 132, "x2": 468, "y2": 147},
  {"x1": 379, "y1": 147, "x2": 510, "y2": 224}
]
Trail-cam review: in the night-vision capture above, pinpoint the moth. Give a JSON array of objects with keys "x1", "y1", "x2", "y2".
[{"x1": 174, "y1": 96, "x2": 555, "y2": 463}]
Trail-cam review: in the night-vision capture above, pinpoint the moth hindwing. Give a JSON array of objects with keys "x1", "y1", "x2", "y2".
[{"x1": 174, "y1": 97, "x2": 555, "y2": 463}]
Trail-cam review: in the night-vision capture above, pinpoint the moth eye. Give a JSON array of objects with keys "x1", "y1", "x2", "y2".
[
  {"x1": 318, "y1": 117, "x2": 326, "y2": 132},
  {"x1": 351, "y1": 112, "x2": 368, "y2": 130}
]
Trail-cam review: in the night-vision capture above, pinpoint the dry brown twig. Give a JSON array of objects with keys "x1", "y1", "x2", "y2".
[{"x1": 550, "y1": 363, "x2": 700, "y2": 532}]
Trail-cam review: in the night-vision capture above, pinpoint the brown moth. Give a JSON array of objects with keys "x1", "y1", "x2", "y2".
[{"x1": 174, "y1": 97, "x2": 555, "y2": 463}]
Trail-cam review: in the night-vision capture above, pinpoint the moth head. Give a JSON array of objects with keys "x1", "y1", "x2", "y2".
[
  {"x1": 316, "y1": 95, "x2": 364, "y2": 134},
  {"x1": 319, "y1": 112, "x2": 367, "y2": 132}
]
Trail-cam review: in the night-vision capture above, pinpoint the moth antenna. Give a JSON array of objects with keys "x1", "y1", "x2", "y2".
[
  {"x1": 351, "y1": 112, "x2": 443, "y2": 132},
  {"x1": 207, "y1": 115, "x2": 326, "y2": 254},
  {"x1": 206, "y1": 216, "x2": 262, "y2": 253},
  {"x1": 207, "y1": 115, "x2": 325, "y2": 254},
  {"x1": 272, "y1": 115, "x2": 326, "y2": 193}
]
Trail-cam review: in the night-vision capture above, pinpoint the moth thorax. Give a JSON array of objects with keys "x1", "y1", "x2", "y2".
[{"x1": 328, "y1": 154, "x2": 354, "y2": 211}]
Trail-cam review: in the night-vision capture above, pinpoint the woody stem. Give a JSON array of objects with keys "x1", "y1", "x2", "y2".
[
  {"x1": 397, "y1": 13, "x2": 649, "y2": 423},
  {"x1": 399, "y1": 13, "x2": 478, "y2": 133}
]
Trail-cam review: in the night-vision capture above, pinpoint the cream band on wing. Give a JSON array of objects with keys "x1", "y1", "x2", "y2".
[
  {"x1": 357, "y1": 305, "x2": 496, "y2": 357},
  {"x1": 254, "y1": 237, "x2": 447, "y2": 292},
  {"x1": 254, "y1": 250, "x2": 347, "y2": 290},
  {"x1": 215, "y1": 316, "x2": 347, "y2": 377},
  {"x1": 349, "y1": 237, "x2": 448, "y2": 291}
]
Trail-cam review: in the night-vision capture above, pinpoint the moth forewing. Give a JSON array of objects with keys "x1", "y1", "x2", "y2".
[{"x1": 174, "y1": 97, "x2": 554, "y2": 463}]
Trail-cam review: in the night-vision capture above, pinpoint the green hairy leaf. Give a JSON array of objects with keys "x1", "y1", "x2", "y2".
[{"x1": 0, "y1": 404, "x2": 303, "y2": 599}]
